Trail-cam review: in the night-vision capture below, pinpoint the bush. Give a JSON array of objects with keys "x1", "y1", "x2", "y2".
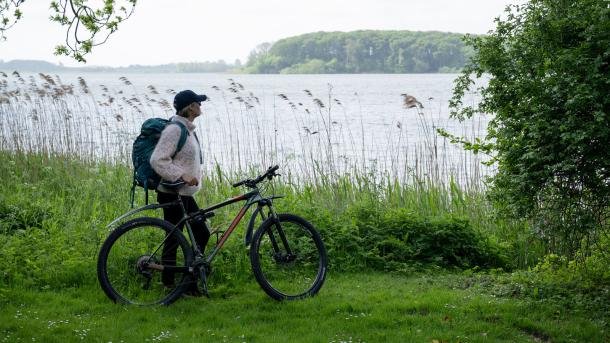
[
  {"x1": 449, "y1": 0, "x2": 610, "y2": 258},
  {"x1": 465, "y1": 250, "x2": 610, "y2": 316},
  {"x1": 305, "y1": 199, "x2": 508, "y2": 272}
]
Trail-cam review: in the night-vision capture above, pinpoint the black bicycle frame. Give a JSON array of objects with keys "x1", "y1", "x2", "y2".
[
  {"x1": 107, "y1": 187, "x2": 289, "y2": 274},
  {"x1": 170, "y1": 189, "x2": 288, "y2": 265}
]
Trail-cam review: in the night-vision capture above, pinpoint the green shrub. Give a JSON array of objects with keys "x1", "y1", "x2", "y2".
[
  {"x1": 463, "y1": 244, "x2": 610, "y2": 317},
  {"x1": 304, "y1": 199, "x2": 508, "y2": 272},
  {"x1": 449, "y1": 0, "x2": 610, "y2": 258}
]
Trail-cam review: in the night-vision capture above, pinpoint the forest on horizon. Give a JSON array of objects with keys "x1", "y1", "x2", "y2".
[
  {"x1": 1, "y1": 30, "x2": 473, "y2": 74},
  {"x1": 244, "y1": 30, "x2": 473, "y2": 74}
]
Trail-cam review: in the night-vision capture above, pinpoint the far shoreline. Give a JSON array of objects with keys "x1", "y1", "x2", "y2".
[{"x1": 0, "y1": 59, "x2": 464, "y2": 75}]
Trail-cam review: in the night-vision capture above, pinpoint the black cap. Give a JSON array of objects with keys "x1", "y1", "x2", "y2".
[{"x1": 173, "y1": 90, "x2": 208, "y2": 114}]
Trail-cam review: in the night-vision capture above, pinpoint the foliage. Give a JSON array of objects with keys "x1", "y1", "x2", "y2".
[
  {"x1": 0, "y1": 0, "x2": 136, "y2": 62},
  {"x1": 280, "y1": 59, "x2": 330, "y2": 74},
  {"x1": 245, "y1": 30, "x2": 473, "y2": 74},
  {"x1": 463, "y1": 248, "x2": 610, "y2": 319},
  {"x1": 0, "y1": 0, "x2": 24, "y2": 41},
  {"x1": 303, "y1": 199, "x2": 508, "y2": 272},
  {"x1": 447, "y1": 0, "x2": 610, "y2": 257}
]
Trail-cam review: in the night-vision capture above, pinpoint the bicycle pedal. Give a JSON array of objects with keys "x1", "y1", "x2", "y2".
[{"x1": 202, "y1": 285, "x2": 210, "y2": 298}]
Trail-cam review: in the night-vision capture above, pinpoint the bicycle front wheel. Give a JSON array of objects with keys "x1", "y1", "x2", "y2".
[
  {"x1": 250, "y1": 213, "x2": 327, "y2": 300},
  {"x1": 97, "y1": 217, "x2": 193, "y2": 305}
]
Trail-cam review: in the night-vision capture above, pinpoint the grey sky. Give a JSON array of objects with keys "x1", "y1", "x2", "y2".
[{"x1": 0, "y1": 0, "x2": 526, "y2": 67}]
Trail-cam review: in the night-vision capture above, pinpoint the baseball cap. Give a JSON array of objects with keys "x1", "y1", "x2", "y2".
[{"x1": 173, "y1": 90, "x2": 208, "y2": 114}]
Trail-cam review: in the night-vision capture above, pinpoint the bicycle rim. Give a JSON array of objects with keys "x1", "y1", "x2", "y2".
[
  {"x1": 252, "y1": 215, "x2": 326, "y2": 299},
  {"x1": 100, "y1": 219, "x2": 191, "y2": 305}
]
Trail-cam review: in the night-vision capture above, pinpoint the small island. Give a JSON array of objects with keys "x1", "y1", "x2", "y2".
[{"x1": 244, "y1": 30, "x2": 472, "y2": 74}]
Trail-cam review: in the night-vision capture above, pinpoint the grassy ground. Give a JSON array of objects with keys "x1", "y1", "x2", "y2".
[{"x1": 1, "y1": 272, "x2": 606, "y2": 343}]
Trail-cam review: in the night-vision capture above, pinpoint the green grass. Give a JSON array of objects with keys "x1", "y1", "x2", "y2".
[{"x1": 0, "y1": 272, "x2": 606, "y2": 343}]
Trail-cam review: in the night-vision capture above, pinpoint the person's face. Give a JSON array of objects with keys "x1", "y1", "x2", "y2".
[{"x1": 189, "y1": 101, "x2": 202, "y2": 118}]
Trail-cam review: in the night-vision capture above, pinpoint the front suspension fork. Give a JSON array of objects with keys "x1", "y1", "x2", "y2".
[{"x1": 265, "y1": 206, "x2": 294, "y2": 258}]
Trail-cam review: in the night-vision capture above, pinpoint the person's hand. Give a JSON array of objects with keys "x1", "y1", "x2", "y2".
[{"x1": 183, "y1": 176, "x2": 199, "y2": 186}]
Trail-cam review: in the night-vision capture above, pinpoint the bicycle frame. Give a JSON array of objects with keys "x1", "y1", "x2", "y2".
[
  {"x1": 194, "y1": 190, "x2": 265, "y2": 263},
  {"x1": 107, "y1": 188, "x2": 285, "y2": 267}
]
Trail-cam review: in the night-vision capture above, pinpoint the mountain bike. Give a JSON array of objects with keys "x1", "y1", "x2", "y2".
[{"x1": 97, "y1": 166, "x2": 327, "y2": 305}]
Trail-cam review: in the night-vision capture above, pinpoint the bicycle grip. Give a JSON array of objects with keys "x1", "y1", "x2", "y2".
[{"x1": 232, "y1": 180, "x2": 246, "y2": 188}]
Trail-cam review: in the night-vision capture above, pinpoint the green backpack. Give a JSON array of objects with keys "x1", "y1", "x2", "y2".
[{"x1": 130, "y1": 118, "x2": 188, "y2": 206}]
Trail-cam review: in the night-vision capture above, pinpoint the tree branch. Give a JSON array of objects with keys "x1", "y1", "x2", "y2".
[{"x1": 0, "y1": 1, "x2": 137, "y2": 62}]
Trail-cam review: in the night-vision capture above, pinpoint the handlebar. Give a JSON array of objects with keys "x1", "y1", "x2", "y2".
[{"x1": 232, "y1": 165, "x2": 280, "y2": 188}]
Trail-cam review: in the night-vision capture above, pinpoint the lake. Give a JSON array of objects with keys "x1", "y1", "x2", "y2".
[{"x1": 0, "y1": 72, "x2": 491, "y2": 186}]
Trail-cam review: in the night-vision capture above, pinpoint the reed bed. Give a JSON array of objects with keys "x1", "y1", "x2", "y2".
[{"x1": 0, "y1": 72, "x2": 489, "y2": 188}]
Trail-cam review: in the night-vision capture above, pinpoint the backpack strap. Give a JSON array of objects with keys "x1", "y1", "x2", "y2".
[
  {"x1": 130, "y1": 169, "x2": 137, "y2": 208},
  {"x1": 170, "y1": 121, "x2": 202, "y2": 163},
  {"x1": 193, "y1": 131, "x2": 203, "y2": 164},
  {"x1": 170, "y1": 121, "x2": 189, "y2": 157}
]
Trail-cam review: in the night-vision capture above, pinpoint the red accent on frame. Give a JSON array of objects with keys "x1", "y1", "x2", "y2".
[
  {"x1": 216, "y1": 206, "x2": 248, "y2": 249},
  {"x1": 232, "y1": 195, "x2": 246, "y2": 201}
]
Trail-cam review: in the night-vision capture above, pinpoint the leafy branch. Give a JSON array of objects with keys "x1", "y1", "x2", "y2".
[
  {"x1": 0, "y1": 0, "x2": 137, "y2": 62},
  {"x1": 0, "y1": 0, "x2": 25, "y2": 41},
  {"x1": 436, "y1": 127, "x2": 495, "y2": 163},
  {"x1": 50, "y1": 0, "x2": 137, "y2": 62}
]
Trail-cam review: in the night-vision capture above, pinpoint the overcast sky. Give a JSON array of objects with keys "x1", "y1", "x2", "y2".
[{"x1": 0, "y1": 0, "x2": 526, "y2": 67}]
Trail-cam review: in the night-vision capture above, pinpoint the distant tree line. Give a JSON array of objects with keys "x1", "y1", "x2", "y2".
[
  {"x1": 244, "y1": 30, "x2": 474, "y2": 74},
  {"x1": 0, "y1": 59, "x2": 240, "y2": 73}
]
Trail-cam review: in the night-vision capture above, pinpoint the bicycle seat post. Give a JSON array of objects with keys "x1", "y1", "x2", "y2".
[{"x1": 176, "y1": 196, "x2": 187, "y2": 217}]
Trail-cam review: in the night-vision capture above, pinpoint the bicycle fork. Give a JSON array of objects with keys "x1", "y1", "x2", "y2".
[{"x1": 264, "y1": 205, "x2": 295, "y2": 263}]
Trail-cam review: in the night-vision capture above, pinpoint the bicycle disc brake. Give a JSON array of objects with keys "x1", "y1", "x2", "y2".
[{"x1": 273, "y1": 252, "x2": 297, "y2": 264}]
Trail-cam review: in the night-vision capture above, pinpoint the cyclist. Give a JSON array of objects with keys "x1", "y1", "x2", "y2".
[{"x1": 150, "y1": 89, "x2": 210, "y2": 296}]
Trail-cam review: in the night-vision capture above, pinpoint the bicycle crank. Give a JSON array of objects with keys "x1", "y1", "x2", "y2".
[{"x1": 192, "y1": 260, "x2": 211, "y2": 298}]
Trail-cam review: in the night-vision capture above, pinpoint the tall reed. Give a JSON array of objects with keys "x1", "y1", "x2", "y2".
[{"x1": 1, "y1": 72, "x2": 487, "y2": 184}]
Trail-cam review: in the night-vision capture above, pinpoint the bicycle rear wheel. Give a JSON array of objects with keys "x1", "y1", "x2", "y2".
[
  {"x1": 97, "y1": 217, "x2": 193, "y2": 305},
  {"x1": 250, "y1": 213, "x2": 327, "y2": 300}
]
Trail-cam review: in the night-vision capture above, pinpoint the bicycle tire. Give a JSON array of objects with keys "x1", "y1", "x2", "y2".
[
  {"x1": 97, "y1": 217, "x2": 193, "y2": 305},
  {"x1": 249, "y1": 213, "x2": 327, "y2": 300}
]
